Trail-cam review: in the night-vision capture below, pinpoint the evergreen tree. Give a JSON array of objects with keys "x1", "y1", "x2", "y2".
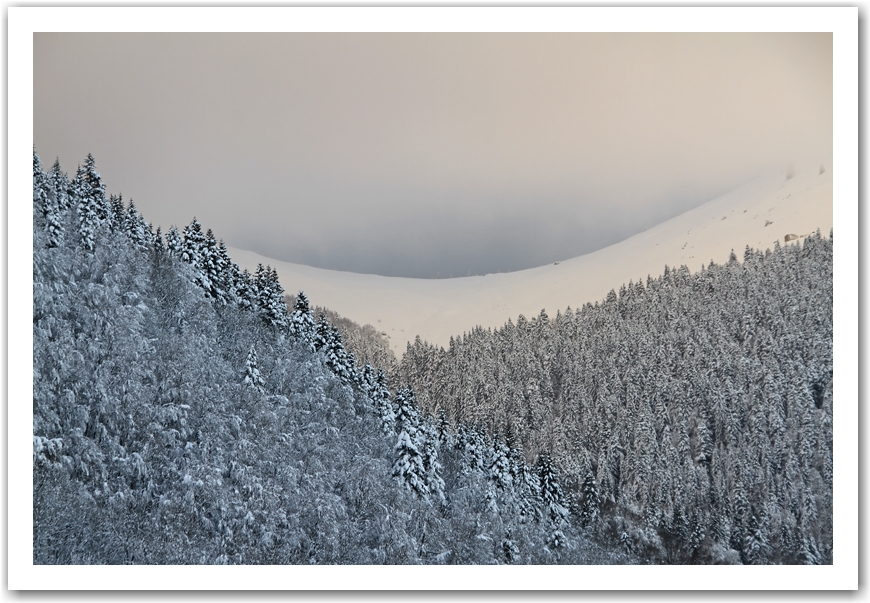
[
  {"x1": 393, "y1": 387, "x2": 421, "y2": 437},
  {"x1": 743, "y1": 508, "x2": 769, "y2": 565},
  {"x1": 373, "y1": 370, "x2": 395, "y2": 435},
  {"x1": 125, "y1": 200, "x2": 149, "y2": 250},
  {"x1": 152, "y1": 226, "x2": 165, "y2": 252},
  {"x1": 537, "y1": 453, "x2": 570, "y2": 548},
  {"x1": 234, "y1": 268, "x2": 256, "y2": 312},
  {"x1": 489, "y1": 438, "x2": 514, "y2": 493},
  {"x1": 252, "y1": 265, "x2": 288, "y2": 329},
  {"x1": 33, "y1": 149, "x2": 48, "y2": 219},
  {"x1": 419, "y1": 418, "x2": 446, "y2": 504},
  {"x1": 182, "y1": 218, "x2": 206, "y2": 269},
  {"x1": 501, "y1": 529, "x2": 520, "y2": 563},
  {"x1": 579, "y1": 470, "x2": 600, "y2": 528},
  {"x1": 48, "y1": 159, "x2": 71, "y2": 212},
  {"x1": 72, "y1": 155, "x2": 107, "y2": 252},
  {"x1": 35, "y1": 153, "x2": 64, "y2": 248},
  {"x1": 436, "y1": 410, "x2": 452, "y2": 447},
  {"x1": 109, "y1": 194, "x2": 126, "y2": 230},
  {"x1": 215, "y1": 241, "x2": 237, "y2": 305},
  {"x1": 311, "y1": 316, "x2": 354, "y2": 383},
  {"x1": 288, "y1": 291, "x2": 317, "y2": 346},
  {"x1": 392, "y1": 430, "x2": 429, "y2": 498},
  {"x1": 392, "y1": 388, "x2": 429, "y2": 497},
  {"x1": 456, "y1": 425, "x2": 486, "y2": 475},
  {"x1": 243, "y1": 345, "x2": 266, "y2": 394},
  {"x1": 165, "y1": 226, "x2": 184, "y2": 257},
  {"x1": 200, "y1": 229, "x2": 224, "y2": 301},
  {"x1": 44, "y1": 196, "x2": 64, "y2": 248}
]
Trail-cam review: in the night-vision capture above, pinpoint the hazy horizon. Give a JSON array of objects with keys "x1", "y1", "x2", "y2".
[{"x1": 34, "y1": 32, "x2": 832, "y2": 278}]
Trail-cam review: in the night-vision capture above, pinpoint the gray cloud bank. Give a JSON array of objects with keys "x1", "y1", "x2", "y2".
[{"x1": 35, "y1": 33, "x2": 832, "y2": 278}]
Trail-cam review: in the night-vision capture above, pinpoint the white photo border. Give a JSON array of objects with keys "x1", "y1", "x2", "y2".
[{"x1": 8, "y1": 5, "x2": 859, "y2": 592}]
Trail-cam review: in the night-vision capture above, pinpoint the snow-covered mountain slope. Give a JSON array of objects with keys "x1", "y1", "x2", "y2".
[{"x1": 228, "y1": 163, "x2": 832, "y2": 355}]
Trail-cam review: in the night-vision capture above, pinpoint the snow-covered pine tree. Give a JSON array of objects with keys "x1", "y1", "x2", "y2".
[
  {"x1": 357, "y1": 363, "x2": 376, "y2": 397},
  {"x1": 255, "y1": 265, "x2": 288, "y2": 330},
  {"x1": 501, "y1": 529, "x2": 520, "y2": 563},
  {"x1": 165, "y1": 226, "x2": 184, "y2": 257},
  {"x1": 215, "y1": 241, "x2": 237, "y2": 305},
  {"x1": 234, "y1": 268, "x2": 256, "y2": 312},
  {"x1": 72, "y1": 155, "x2": 108, "y2": 252},
  {"x1": 313, "y1": 315, "x2": 353, "y2": 383},
  {"x1": 125, "y1": 200, "x2": 149, "y2": 250},
  {"x1": 537, "y1": 453, "x2": 570, "y2": 548},
  {"x1": 419, "y1": 418, "x2": 446, "y2": 505},
  {"x1": 743, "y1": 508, "x2": 770, "y2": 565},
  {"x1": 33, "y1": 149, "x2": 48, "y2": 218},
  {"x1": 152, "y1": 226, "x2": 165, "y2": 252},
  {"x1": 313, "y1": 313, "x2": 331, "y2": 350},
  {"x1": 48, "y1": 158, "x2": 70, "y2": 211},
  {"x1": 515, "y1": 459, "x2": 543, "y2": 524},
  {"x1": 456, "y1": 425, "x2": 486, "y2": 475},
  {"x1": 579, "y1": 469, "x2": 600, "y2": 528},
  {"x1": 34, "y1": 152, "x2": 64, "y2": 248},
  {"x1": 327, "y1": 324, "x2": 353, "y2": 383},
  {"x1": 288, "y1": 291, "x2": 317, "y2": 347},
  {"x1": 109, "y1": 194, "x2": 126, "y2": 230},
  {"x1": 243, "y1": 345, "x2": 266, "y2": 394},
  {"x1": 436, "y1": 410, "x2": 452, "y2": 447},
  {"x1": 201, "y1": 229, "x2": 223, "y2": 301},
  {"x1": 74, "y1": 181, "x2": 98, "y2": 250},
  {"x1": 392, "y1": 388, "x2": 429, "y2": 497},
  {"x1": 85, "y1": 154, "x2": 108, "y2": 222},
  {"x1": 44, "y1": 193, "x2": 64, "y2": 249},
  {"x1": 182, "y1": 218, "x2": 206, "y2": 269},
  {"x1": 253, "y1": 263, "x2": 267, "y2": 314},
  {"x1": 393, "y1": 429, "x2": 429, "y2": 498},
  {"x1": 489, "y1": 438, "x2": 514, "y2": 493},
  {"x1": 799, "y1": 534, "x2": 822, "y2": 565},
  {"x1": 393, "y1": 387, "x2": 420, "y2": 437},
  {"x1": 373, "y1": 370, "x2": 395, "y2": 435}
]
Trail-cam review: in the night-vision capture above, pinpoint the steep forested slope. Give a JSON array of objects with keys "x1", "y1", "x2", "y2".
[
  {"x1": 31, "y1": 151, "x2": 628, "y2": 565},
  {"x1": 397, "y1": 234, "x2": 833, "y2": 564},
  {"x1": 285, "y1": 294, "x2": 399, "y2": 375}
]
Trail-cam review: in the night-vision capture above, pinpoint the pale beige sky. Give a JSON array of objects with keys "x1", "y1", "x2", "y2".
[{"x1": 34, "y1": 33, "x2": 832, "y2": 277}]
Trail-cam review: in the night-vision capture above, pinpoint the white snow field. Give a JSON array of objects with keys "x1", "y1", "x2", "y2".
[{"x1": 228, "y1": 163, "x2": 832, "y2": 355}]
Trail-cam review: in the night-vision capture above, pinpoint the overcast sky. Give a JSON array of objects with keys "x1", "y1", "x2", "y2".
[{"x1": 34, "y1": 33, "x2": 832, "y2": 278}]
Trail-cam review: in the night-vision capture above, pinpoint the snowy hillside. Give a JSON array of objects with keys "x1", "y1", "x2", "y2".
[
  {"x1": 32, "y1": 151, "x2": 629, "y2": 565},
  {"x1": 31, "y1": 150, "x2": 833, "y2": 566},
  {"x1": 396, "y1": 231, "x2": 834, "y2": 564},
  {"x1": 228, "y1": 162, "x2": 832, "y2": 355}
]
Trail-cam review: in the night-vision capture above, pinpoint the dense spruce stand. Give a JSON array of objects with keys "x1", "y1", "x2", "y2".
[
  {"x1": 32, "y1": 150, "x2": 831, "y2": 564},
  {"x1": 395, "y1": 226, "x2": 833, "y2": 564}
]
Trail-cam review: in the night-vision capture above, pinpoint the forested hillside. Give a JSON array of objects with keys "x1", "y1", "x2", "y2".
[
  {"x1": 284, "y1": 294, "x2": 398, "y2": 375},
  {"x1": 396, "y1": 232, "x2": 833, "y2": 564},
  {"x1": 31, "y1": 151, "x2": 628, "y2": 565}
]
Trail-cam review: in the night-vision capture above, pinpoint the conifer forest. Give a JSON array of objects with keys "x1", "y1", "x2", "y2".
[{"x1": 32, "y1": 152, "x2": 832, "y2": 564}]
